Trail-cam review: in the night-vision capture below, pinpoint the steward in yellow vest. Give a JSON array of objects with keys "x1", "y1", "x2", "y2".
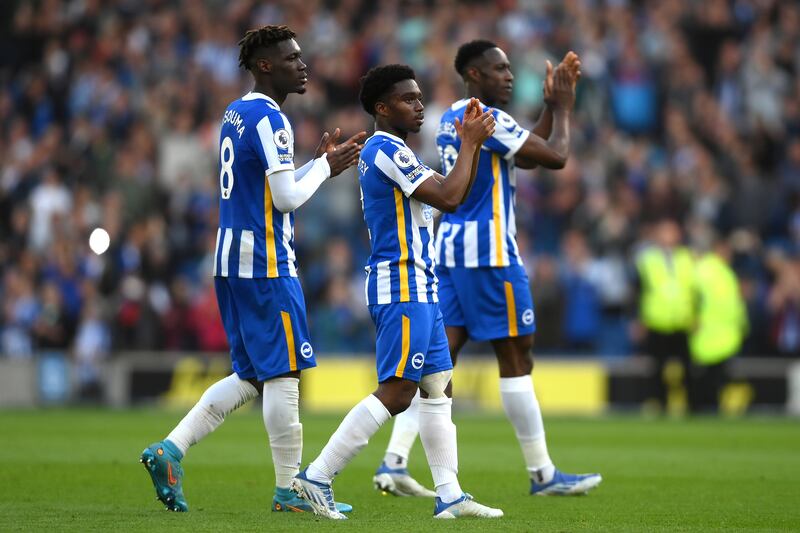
[
  {"x1": 687, "y1": 241, "x2": 748, "y2": 412},
  {"x1": 637, "y1": 246, "x2": 695, "y2": 334},
  {"x1": 635, "y1": 219, "x2": 694, "y2": 410},
  {"x1": 690, "y1": 251, "x2": 748, "y2": 365}
]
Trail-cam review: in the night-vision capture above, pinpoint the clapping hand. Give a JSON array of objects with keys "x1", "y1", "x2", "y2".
[
  {"x1": 454, "y1": 97, "x2": 495, "y2": 146},
  {"x1": 544, "y1": 51, "x2": 581, "y2": 108},
  {"x1": 315, "y1": 128, "x2": 367, "y2": 177}
]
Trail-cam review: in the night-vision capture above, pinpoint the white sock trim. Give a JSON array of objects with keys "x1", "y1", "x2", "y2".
[
  {"x1": 499, "y1": 375, "x2": 534, "y2": 393},
  {"x1": 363, "y1": 393, "x2": 392, "y2": 422},
  {"x1": 418, "y1": 396, "x2": 452, "y2": 410}
]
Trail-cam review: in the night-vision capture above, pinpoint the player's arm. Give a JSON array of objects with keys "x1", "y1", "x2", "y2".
[
  {"x1": 514, "y1": 66, "x2": 576, "y2": 170},
  {"x1": 515, "y1": 54, "x2": 580, "y2": 170},
  {"x1": 460, "y1": 142, "x2": 482, "y2": 204},
  {"x1": 269, "y1": 129, "x2": 365, "y2": 213},
  {"x1": 412, "y1": 99, "x2": 494, "y2": 213},
  {"x1": 531, "y1": 61, "x2": 555, "y2": 140}
]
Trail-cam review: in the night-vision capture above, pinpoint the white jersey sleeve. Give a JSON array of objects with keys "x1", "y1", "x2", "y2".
[
  {"x1": 254, "y1": 111, "x2": 295, "y2": 176},
  {"x1": 267, "y1": 155, "x2": 331, "y2": 213},
  {"x1": 484, "y1": 108, "x2": 530, "y2": 160},
  {"x1": 373, "y1": 142, "x2": 434, "y2": 197}
]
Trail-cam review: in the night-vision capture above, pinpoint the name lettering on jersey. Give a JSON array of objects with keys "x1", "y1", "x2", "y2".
[
  {"x1": 436, "y1": 120, "x2": 457, "y2": 139},
  {"x1": 222, "y1": 109, "x2": 246, "y2": 139},
  {"x1": 358, "y1": 159, "x2": 369, "y2": 176}
]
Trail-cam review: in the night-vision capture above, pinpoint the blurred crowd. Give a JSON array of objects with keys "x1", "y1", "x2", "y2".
[{"x1": 2, "y1": 0, "x2": 800, "y2": 389}]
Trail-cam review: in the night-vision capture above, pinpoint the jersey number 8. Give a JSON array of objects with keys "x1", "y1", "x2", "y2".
[{"x1": 220, "y1": 136, "x2": 235, "y2": 199}]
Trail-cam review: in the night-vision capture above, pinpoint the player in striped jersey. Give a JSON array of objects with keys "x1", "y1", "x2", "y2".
[
  {"x1": 291, "y1": 65, "x2": 502, "y2": 520},
  {"x1": 140, "y1": 25, "x2": 364, "y2": 514},
  {"x1": 377, "y1": 42, "x2": 602, "y2": 497}
]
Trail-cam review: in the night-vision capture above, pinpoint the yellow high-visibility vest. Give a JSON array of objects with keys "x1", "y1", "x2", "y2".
[
  {"x1": 636, "y1": 246, "x2": 695, "y2": 333},
  {"x1": 689, "y1": 253, "x2": 748, "y2": 365}
]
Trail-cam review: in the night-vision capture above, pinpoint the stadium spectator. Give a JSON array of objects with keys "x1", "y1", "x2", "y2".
[
  {"x1": 1, "y1": 0, "x2": 799, "y2": 372},
  {"x1": 560, "y1": 230, "x2": 601, "y2": 353}
]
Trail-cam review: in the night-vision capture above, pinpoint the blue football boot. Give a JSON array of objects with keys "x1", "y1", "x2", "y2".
[
  {"x1": 373, "y1": 461, "x2": 436, "y2": 497},
  {"x1": 530, "y1": 468, "x2": 602, "y2": 495},
  {"x1": 433, "y1": 493, "x2": 503, "y2": 519},
  {"x1": 289, "y1": 468, "x2": 347, "y2": 520}
]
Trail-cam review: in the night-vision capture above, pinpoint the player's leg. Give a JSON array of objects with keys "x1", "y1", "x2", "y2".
[
  {"x1": 293, "y1": 303, "x2": 433, "y2": 518},
  {"x1": 372, "y1": 326, "x2": 467, "y2": 497},
  {"x1": 373, "y1": 388, "x2": 438, "y2": 497},
  {"x1": 493, "y1": 333, "x2": 602, "y2": 495},
  {"x1": 374, "y1": 266, "x2": 465, "y2": 496},
  {"x1": 383, "y1": 389, "x2": 420, "y2": 471},
  {"x1": 293, "y1": 377, "x2": 413, "y2": 519},
  {"x1": 490, "y1": 266, "x2": 601, "y2": 495},
  {"x1": 140, "y1": 277, "x2": 259, "y2": 512},
  {"x1": 235, "y1": 276, "x2": 350, "y2": 513},
  {"x1": 419, "y1": 305, "x2": 502, "y2": 519}
]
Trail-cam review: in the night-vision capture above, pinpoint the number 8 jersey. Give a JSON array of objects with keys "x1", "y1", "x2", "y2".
[{"x1": 215, "y1": 92, "x2": 297, "y2": 279}]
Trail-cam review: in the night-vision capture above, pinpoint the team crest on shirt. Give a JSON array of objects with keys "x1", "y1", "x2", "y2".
[
  {"x1": 274, "y1": 128, "x2": 292, "y2": 150},
  {"x1": 411, "y1": 352, "x2": 425, "y2": 369},
  {"x1": 300, "y1": 342, "x2": 313, "y2": 358},
  {"x1": 522, "y1": 309, "x2": 535, "y2": 326},
  {"x1": 393, "y1": 148, "x2": 417, "y2": 169}
]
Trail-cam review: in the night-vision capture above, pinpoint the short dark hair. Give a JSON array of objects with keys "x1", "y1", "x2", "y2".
[
  {"x1": 358, "y1": 64, "x2": 416, "y2": 115},
  {"x1": 238, "y1": 25, "x2": 296, "y2": 71},
  {"x1": 454, "y1": 40, "x2": 498, "y2": 76}
]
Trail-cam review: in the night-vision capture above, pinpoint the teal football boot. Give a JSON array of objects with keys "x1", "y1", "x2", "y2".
[{"x1": 140, "y1": 440, "x2": 188, "y2": 512}]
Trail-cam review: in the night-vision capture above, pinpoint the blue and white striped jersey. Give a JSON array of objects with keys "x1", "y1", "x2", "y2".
[
  {"x1": 435, "y1": 98, "x2": 530, "y2": 268},
  {"x1": 359, "y1": 131, "x2": 438, "y2": 305},
  {"x1": 213, "y1": 92, "x2": 298, "y2": 278}
]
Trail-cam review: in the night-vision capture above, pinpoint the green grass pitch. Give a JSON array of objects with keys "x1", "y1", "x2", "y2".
[{"x1": 0, "y1": 408, "x2": 798, "y2": 531}]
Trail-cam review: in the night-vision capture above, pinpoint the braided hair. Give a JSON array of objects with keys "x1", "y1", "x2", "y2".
[{"x1": 238, "y1": 25, "x2": 296, "y2": 71}]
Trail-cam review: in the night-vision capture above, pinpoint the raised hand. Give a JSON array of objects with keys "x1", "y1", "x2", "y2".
[
  {"x1": 314, "y1": 129, "x2": 335, "y2": 159},
  {"x1": 549, "y1": 59, "x2": 576, "y2": 112},
  {"x1": 544, "y1": 51, "x2": 581, "y2": 108},
  {"x1": 543, "y1": 59, "x2": 554, "y2": 104},
  {"x1": 561, "y1": 50, "x2": 581, "y2": 89},
  {"x1": 454, "y1": 97, "x2": 486, "y2": 138},
  {"x1": 459, "y1": 98, "x2": 495, "y2": 146},
  {"x1": 318, "y1": 128, "x2": 367, "y2": 177}
]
